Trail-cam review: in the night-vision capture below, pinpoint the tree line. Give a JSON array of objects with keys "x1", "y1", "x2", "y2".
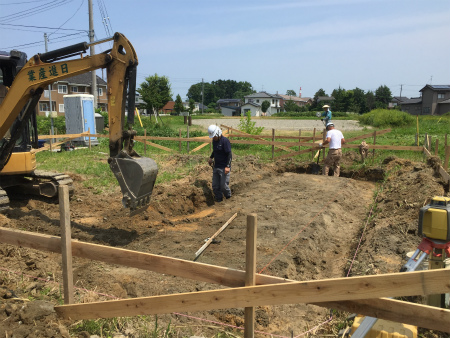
[{"x1": 137, "y1": 74, "x2": 393, "y2": 115}]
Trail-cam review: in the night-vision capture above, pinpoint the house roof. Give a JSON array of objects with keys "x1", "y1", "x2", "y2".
[
  {"x1": 244, "y1": 91, "x2": 282, "y2": 99},
  {"x1": 392, "y1": 96, "x2": 410, "y2": 103},
  {"x1": 241, "y1": 102, "x2": 260, "y2": 107},
  {"x1": 398, "y1": 97, "x2": 422, "y2": 105},
  {"x1": 278, "y1": 94, "x2": 311, "y2": 102},
  {"x1": 58, "y1": 73, "x2": 107, "y2": 86},
  {"x1": 420, "y1": 85, "x2": 450, "y2": 92},
  {"x1": 217, "y1": 99, "x2": 241, "y2": 103}
]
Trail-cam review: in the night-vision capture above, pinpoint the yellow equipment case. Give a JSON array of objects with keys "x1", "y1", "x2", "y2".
[{"x1": 418, "y1": 196, "x2": 450, "y2": 241}]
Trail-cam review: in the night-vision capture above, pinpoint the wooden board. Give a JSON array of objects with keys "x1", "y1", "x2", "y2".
[{"x1": 55, "y1": 269, "x2": 450, "y2": 321}]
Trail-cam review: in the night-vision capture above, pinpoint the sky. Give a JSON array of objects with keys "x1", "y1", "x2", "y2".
[{"x1": 1, "y1": 0, "x2": 450, "y2": 101}]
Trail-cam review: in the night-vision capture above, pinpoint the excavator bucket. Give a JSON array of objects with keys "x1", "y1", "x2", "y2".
[{"x1": 109, "y1": 152, "x2": 158, "y2": 216}]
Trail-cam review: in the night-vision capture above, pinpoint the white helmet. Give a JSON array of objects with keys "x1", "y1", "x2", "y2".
[
  {"x1": 326, "y1": 122, "x2": 334, "y2": 128},
  {"x1": 208, "y1": 125, "x2": 222, "y2": 138}
]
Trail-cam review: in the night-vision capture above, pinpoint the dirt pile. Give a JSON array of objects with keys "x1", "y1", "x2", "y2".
[{"x1": 0, "y1": 154, "x2": 448, "y2": 337}]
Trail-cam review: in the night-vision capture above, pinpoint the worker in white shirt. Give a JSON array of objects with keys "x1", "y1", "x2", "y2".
[{"x1": 320, "y1": 122, "x2": 345, "y2": 176}]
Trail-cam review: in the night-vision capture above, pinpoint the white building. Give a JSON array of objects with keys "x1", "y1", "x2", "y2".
[{"x1": 241, "y1": 92, "x2": 282, "y2": 116}]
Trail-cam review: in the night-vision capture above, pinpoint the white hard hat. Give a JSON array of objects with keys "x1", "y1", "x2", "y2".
[
  {"x1": 208, "y1": 125, "x2": 222, "y2": 138},
  {"x1": 326, "y1": 122, "x2": 334, "y2": 128},
  {"x1": 323, "y1": 105, "x2": 330, "y2": 108}
]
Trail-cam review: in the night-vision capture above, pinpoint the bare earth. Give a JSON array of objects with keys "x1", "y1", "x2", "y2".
[
  {"x1": 0, "y1": 150, "x2": 447, "y2": 336},
  {"x1": 192, "y1": 118, "x2": 368, "y2": 131}
]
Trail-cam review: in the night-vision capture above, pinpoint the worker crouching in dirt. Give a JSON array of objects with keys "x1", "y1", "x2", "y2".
[
  {"x1": 208, "y1": 125, "x2": 232, "y2": 202},
  {"x1": 320, "y1": 122, "x2": 345, "y2": 177}
]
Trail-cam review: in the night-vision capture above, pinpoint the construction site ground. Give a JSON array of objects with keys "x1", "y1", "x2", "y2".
[{"x1": 0, "y1": 151, "x2": 448, "y2": 337}]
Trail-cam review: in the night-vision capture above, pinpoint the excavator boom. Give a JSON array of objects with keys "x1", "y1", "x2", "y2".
[{"x1": 0, "y1": 33, "x2": 158, "y2": 215}]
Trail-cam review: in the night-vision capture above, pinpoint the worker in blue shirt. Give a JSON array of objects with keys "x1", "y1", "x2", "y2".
[
  {"x1": 207, "y1": 125, "x2": 232, "y2": 202},
  {"x1": 321, "y1": 105, "x2": 332, "y2": 126}
]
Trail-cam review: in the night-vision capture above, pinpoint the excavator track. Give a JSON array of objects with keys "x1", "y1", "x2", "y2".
[
  {"x1": 28, "y1": 170, "x2": 74, "y2": 197},
  {"x1": 0, "y1": 188, "x2": 10, "y2": 213}
]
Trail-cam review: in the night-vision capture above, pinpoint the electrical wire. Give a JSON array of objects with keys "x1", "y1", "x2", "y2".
[
  {"x1": 0, "y1": 0, "x2": 74, "y2": 23},
  {"x1": 48, "y1": 0, "x2": 85, "y2": 38}
]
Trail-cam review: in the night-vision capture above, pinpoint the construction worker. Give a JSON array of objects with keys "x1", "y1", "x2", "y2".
[
  {"x1": 320, "y1": 122, "x2": 345, "y2": 177},
  {"x1": 321, "y1": 105, "x2": 332, "y2": 126},
  {"x1": 207, "y1": 125, "x2": 232, "y2": 202}
]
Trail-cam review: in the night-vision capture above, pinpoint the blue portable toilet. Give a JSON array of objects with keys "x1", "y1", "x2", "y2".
[{"x1": 63, "y1": 94, "x2": 99, "y2": 146}]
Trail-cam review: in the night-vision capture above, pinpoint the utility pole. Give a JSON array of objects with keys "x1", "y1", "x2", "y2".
[
  {"x1": 400, "y1": 84, "x2": 403, "y2": 97},
  {"x1": 201, "y1": 78, "x2": 204, "y2": 114},
  {"x1": 44, "y1": 33, "x2": 54, "y2": 135},
  {"x1": 88, "y1": 0, "x2": 97, "y2": 108}
]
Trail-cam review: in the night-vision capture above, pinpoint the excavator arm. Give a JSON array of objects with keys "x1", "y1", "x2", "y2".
[{"x1": 0, "y1": 33, "x2": 158, "y2": 215}]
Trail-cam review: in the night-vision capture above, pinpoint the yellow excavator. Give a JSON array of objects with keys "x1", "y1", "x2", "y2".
[{"x1": 0, "y1": 32, "x2": 158, "y2": 215}]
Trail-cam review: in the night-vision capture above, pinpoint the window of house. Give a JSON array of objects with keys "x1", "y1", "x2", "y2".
[
  {"x1": 44, "y1": 90, "x2": 49, "y2": 98},
  {"x1": 58, "y1": 85, "x2": 67, "y2": 94},
  {"x1": 71, "y1": 86, "x2": 78, "y2": 93},
  {"x1": 59, "y1": 104, "x2": 64, "y2": 113},
  {"x1": 438, "y1": 93, "x2": 445, "y2": 99},
  {"x1": 98, "y1": 88, "x2": 103, "y2": 96},
  {"x1": 39, "y1": 102, "x2": 49, "y2": 112},
  {"x1": 272, "y1": 99, "x2": 275, "y2": 104},
  {"x1": 256, "y1": 99, "x2": 259, "y2": 103}
]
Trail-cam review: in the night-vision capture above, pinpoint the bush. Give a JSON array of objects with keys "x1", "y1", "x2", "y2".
[
  {"x1": 36, "y1": 116, "x2": 66, "y2": 134},
  {"x1": 238, "y1": 112, "x2": 264, "y2": 135},
  {"x1": 358, "y1": 109, "x2": 414, "y2": 128}
]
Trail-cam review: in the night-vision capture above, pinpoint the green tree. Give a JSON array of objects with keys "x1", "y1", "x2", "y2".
[
  {"x1": 187, "y1": 79, "x2": 255, "y2": 105},
  {"x1": 331, "y1": 86, "x2": 348, "y2": 112},
  {"x1": 284, "y1": 100, "x2": 300, "y2": 113},
  {"x1": 286, "y1": 89, "x2": 297, "y2": 96},
  {"x1": 261, "y1": 100, "x2": 271, "y2": 115},
  {"x1": 365, "y1": 90, "x2": 376, "y2": 112},
  {"x1": 312, "y1": 88, "x2": 327, "y2": 109},
  {"x1": 188, "y1": 98, "x2": 195, "y2": 115},
  {"x1": 174, "y1": 94, "x2": 184, "y2": 115},
  {"x1": 138, "y1": 73, "x2": 172, "y2": 115},
  {"x1": 375, "y1": 85, "x2": 392, "y2": 109},
  {"x1": 352, "y1": 87, "x2": 367, "y2": 114}
]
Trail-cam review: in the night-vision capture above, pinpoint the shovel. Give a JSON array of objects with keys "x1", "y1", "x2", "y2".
[{"x1": 311, "y1": 148, "x2": 321, "y2": 175}]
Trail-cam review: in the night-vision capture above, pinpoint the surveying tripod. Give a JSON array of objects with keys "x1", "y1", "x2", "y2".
[{"x1": 351, "y1": 236, "x2": 450, "y2": 337}]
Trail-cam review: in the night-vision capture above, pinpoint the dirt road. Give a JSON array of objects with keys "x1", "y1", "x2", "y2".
[{"x1": 192, "y1": 118, "x2": 367, "y2": 131}]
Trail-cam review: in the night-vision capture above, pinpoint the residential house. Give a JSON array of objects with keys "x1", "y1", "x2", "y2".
[
  {"x1": 278, "y1": 94, "x2": 312, "y2": 110},
  {"x1": 400, "y1": 85, "x2": 450, "y2": 115},
  {"x1": 389, "y1": 96, "x2": 410, "y2": 109},
  {"x1": 217, "y1": 99, "x2": 242, "y2": 116},
  {"x1": 182, "y1": 101, "x2": 208, "y2": 113},
  {"x1": 38, "y1": 73, "x2": 107, "y2": 116},
  {"x1": 241, "y1": 92, "x2": 282, "y2": 117}
]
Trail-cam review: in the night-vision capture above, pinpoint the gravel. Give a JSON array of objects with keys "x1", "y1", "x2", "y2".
[{"x1": 191, "y1": 118, "x2": 368, "y2": 132}]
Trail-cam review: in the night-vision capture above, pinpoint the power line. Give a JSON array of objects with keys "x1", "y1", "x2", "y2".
[
  {"x1": 0, "y1": 0, "x2": 74, "y2": 23},
  {"x1": 0, "y1": 22, "x2": 87, "y2": 32},
  {"x1": 49, "y1": 0, "x2": 85, "y2": 38}
]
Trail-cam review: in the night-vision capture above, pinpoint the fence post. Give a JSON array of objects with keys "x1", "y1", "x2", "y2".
[
  {"x1": 312, "y1": 128, "x2": 316, "y2": 160},
  {"x1": 59, "y1": 185, "x2": 74, "y2": 304},
  {"x1": 88, "y1": 128, "x2": 91, "y2": 151},
  {"x1": 424, "y1": 133, "x2": 428, "y2": 150},
  {"x1": 298, "y1": 130, "x2": 301, "y2": 152},
  {"x1": 179, "y1": 129, "x2": 182, "y2": 152},
  {"x1": 435, "y1": 139, "x2": 439, "y2": 157},
  {"x1": 372, "y1": 130, "x2": 377, "y2": 162},
  {"x1": 445, "y1": 146, "x2": 450, "y2": 171},
  {"x1": 272, "y1": 129, "x2": 275, "y2": 160},
  {"x1": 244, "y1": 214, "x2": 257, "y2": 338},
  {"x1": 144, "y1": 129, "x2": 147, "y2": 156},
  {"x1": 187, "y1": 124, "x2": 190, "y2": 153}
]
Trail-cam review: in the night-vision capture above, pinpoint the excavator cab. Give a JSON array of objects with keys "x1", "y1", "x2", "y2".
[{"x1": 0, "y1": 33, "x2": 158, "y2": 215}]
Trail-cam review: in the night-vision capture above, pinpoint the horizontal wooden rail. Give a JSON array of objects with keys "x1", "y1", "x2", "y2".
[{"x1": 1, "y1": 226, "x2": 449, "y2": 332}]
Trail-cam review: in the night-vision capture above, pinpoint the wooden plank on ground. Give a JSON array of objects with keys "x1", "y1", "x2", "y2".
[
  {"x1": 55, "y1": 269, "x2": 450, "y2": 320},
  {"x1": 194, "y1": 213, "x2": 237, "y2": 261},
  {"x1": 0, "y1": 226, "x2": 448, "y2": 330}
]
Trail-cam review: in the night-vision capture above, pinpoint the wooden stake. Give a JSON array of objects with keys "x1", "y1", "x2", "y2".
[
  {"x1": 179, "y1": 129, "x2": 182, "y2": 152},
  {"x1": 298, "y1": 130, "x2": 301, "y2": 152},
  {"x1": 312, "y1": 128, "x2": 316, "y2": 160},
  {"x1": 372, "y1": 130, "x2": 377, "y2": 160},
  {"x1": 144, "y1": 129, "x2": 147, "y2": 156},
  {"x1": 245, "y1": 214, "x2": 257, "y2": 338},
  {"x1": 59, "y1": 185, "x2": 74, "y2": 304},
  {"x1": 271, "y1": 129, "x2": 275, "y2": 160},
  {"x1": 88, "y1": 128, "x2": 91, "y2": 151},
  {"x1": 435, "y1": 139, "x2": 439, "y2": 157},
  {"x1": 445, "y1": 145, "x2": 450, "y2": 171},
  {"x1": 187, "y1": 124, "x2": 190, "y2": 153},
  {"x1": 194, "y1": 213, "x2": 238, "y2": 261}
]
